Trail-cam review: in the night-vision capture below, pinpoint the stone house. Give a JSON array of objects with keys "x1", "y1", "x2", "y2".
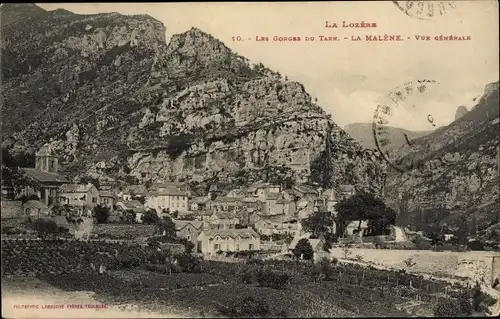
[
  {"x1": 119, "y1": 185, "x2": 147, "y2": 201},
  {"x1": 208, "y1": 196, "x2": 244, "y2": 212},
  {"x1": 255, "y1": 218, "x2": 302, "y2": 237},
  {"x1": 174, "y1": 220, "x2": 204, "y2": 250},
  {"x1": 99, "y1": 190, "x2": 117, "y2": 210},
  {"x1": 292, "y1": 184, "x2": 318, "y2": 200},
  {"x1": 197, "y1": 228, "x2": 260, "y2": 255},
  {"x1": 58, "y1": 183, "x2": 100, "y2": 214},
  {"x1": 21, "y1": 144, "x2": 69, "y2": 206},
  {"x1": 190, "y1": 196, "x2": 210, "y2": 211},
  {"x1": 202, "y1": 211, "x2": 239, "y2": 230},
  {"x1": 144, "y1": 184, "x2": 189, "y2": 214},
  {"x1": 115, "y1": 200, "x2": 145, "y2": 222}
]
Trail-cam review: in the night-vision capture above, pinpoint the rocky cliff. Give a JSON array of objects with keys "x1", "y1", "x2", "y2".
[
  {"x1": 386, "y1": 81, "x2": 499, "y2": 230},
  {"x1": 1, "y1": 4, "x2": 384, "y2": 194},
  {"x1": 455, "y1": 105, "x2": 468, "y2": 121}
]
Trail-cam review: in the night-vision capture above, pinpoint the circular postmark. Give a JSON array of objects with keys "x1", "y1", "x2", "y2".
[
  {"x1": 392, "y1": 1, "x2": 456, "y2": 20},
  {"x1": 372, "y1": 79, "x2": 459, "y2": 177}
]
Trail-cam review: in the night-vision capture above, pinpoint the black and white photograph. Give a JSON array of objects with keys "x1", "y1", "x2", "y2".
[{"x1": 1, "y1": 1, "x2": 499, "y2": 318}]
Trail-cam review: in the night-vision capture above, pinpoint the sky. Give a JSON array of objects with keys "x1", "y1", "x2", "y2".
[{"x1": 38, "y1": 2, "x2": 499, "y2": 131}]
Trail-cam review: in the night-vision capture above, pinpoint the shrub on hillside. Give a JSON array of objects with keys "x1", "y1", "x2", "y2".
[
  {"x1": 93, "y1": 205, "x2": 110, "y2": 224},
  {"x1": 176, "y1": 253, "x2": 202, "y2": 273},
  {"x1": 32, "y1": 219, "x2": 59, "y2": 239},
  {"x1": 256, "y1": 268, "x2": 290, "y2": 289},
  {"x1": 311, "y1": 257, "x2": 336, "y2": 282}
]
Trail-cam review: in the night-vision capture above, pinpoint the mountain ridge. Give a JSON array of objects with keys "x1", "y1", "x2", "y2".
[{"x1": 1, "y1": 4, "x2": 385, "y2": 196}]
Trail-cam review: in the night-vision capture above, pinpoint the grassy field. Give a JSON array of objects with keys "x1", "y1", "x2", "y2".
[
  {"x1": 2, "y1": 239, "x2": 483, "y2": 317},
  {"x1": 91, "y1": 224, "x2": 157, "y2": 240}
]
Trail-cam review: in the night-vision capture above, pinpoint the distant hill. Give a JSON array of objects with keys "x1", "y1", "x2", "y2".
[{"x1": 344, "y1": 123, "x2": 432, "y2": 150}]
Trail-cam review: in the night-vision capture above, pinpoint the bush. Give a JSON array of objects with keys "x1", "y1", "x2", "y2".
[
  {"x1": 141, "y1": 209, "x2": 159, "y2": 224},
  {"x1": 241, "y1": 265, "x2": 259, "y2": 284},
  {"x1": 434, "y1": 290, "x2": 473, "y2": 317},
  {"x1": 32, "y1": 219, "x2": 59, "y2": 239},
  {"x1": 292, "y1": 238, "x2": 314, "y2": 260},
  {"x1": 256, "y1": 268, "x2": 289, "y2": 289},
  {"x1": 176, "y1": 253, "x2": 202, "y2": 273},
  {"x1": 218, "y1": 296, "x2": 270, "y2": 318},
  {"x1": 312, "y1": 257, "x2": 336, "y2": 281},
  {"x1": 93, "y1": 205, "x2": 110, "y2": 224}
]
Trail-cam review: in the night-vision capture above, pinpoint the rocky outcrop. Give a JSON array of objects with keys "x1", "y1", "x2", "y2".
[
  {"x1": 455, "y1": 105, "x2": 468, "y2": 120},
  {"x1": 386, "y1": 81, "x2": 500, "y2": 229},
  {"x1": 1, "y1": 5, "x2": 383, "y2": 195}
]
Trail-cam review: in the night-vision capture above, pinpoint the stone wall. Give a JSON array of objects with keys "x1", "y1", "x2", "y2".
[{"x1": 329, "y1": 247, "x2": 500, "y2": 285}]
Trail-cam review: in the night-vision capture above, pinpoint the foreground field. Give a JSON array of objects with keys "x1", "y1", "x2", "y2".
[{"x1": 2, "y1": 239, "x2": 493, "y2": 317}]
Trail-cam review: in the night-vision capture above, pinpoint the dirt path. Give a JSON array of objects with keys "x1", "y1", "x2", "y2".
[{"x1": 2, "y1": 277, "x2": 189, "y2": 318}]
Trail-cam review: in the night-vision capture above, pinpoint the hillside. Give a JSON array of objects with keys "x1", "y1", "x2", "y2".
[
  {"x1": 0, "y1": 4, "x2": 385, "y2": 194},
  {"x1": 386, "y1": 81, "x2": 500, "y2": 230},
  {"x1": 344, "y1": 123, "x2": 431, "y2": 150}
]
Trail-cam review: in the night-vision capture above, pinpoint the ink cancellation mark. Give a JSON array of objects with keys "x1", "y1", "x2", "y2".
[
  {"x1": 392, "y1": 1, "x2": 456, "y2": 20},
  {"x1": 372, "y1": 80, "x2": 458, "y2": 177}
]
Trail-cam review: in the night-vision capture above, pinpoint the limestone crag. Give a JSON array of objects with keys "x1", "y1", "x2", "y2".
[{"x1": 1, "y1": 4, "x2": 383, "y2": 195}]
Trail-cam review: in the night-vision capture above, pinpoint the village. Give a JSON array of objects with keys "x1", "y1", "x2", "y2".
[{"x1": 1, "y1": 143, "x2": 395, "y2": 257}]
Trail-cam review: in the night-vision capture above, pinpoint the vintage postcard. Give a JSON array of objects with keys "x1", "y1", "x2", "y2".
[{"x1": 1, "y1": 1, "x2": 499, "y2": 318}]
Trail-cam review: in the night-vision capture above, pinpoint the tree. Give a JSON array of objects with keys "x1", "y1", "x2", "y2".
[
  {"x1": 93, "y1": 205, "x2": 110, "y2": 224},
  {"x1": 131, "y1": 195, "x2": 145, "y2": 205},
  {"x1": 122, "y1": 210, "x2": 136, "y2": 224},
  {"x1": 156, "y1": 215, "x2": 176, "y2": 239},
  {"x1": 141, "y1": 209, "x2": 159, "y2": 224},
  {"x1": 301, "y1": 211, "x2": 333, "y2": 238},
  {"x1": 32, "y1": 219, "x2": 59, "y2": 239},
  {"x1": 335, "y1": 192, "x2": 396, "y2": 237},
  {"x1": 293, "y1": 238, "x2": 314, "y2": 260}
]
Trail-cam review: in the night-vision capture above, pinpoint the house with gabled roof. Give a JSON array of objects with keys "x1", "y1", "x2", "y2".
[
  {"x1": 174, "y1": 219, "x2": 204, "y2": 250},
  {"x1": 292, "y1": 184, "x2": 318, "y2": 199},
  {"x1": 144, "y1": 183, "x2": 189, "y2": 214},
  {"x1": 99, "y1": 190, "x2": 117, "y2": 210},
  {"x1": 209, "y1": 196, "x2": 244, "y2": 212},
  {"x1": 202, "y1": 210, "x2": 239, "y2": 230},
  {"x1": 119, "y1": 184, "x2": 147, "y2": 201},
  {"x1": 197, "y1": 228, "x2": 260, "y2": 255},
  {"x1": 58, "y1": 183, "x2": 100, "y2": 213}
]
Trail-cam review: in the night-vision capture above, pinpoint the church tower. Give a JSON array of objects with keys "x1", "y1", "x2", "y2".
[{"x1": 35, "y1": 144, "x2": 58, "y2": 173}]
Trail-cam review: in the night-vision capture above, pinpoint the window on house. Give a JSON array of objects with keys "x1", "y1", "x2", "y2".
[
  {"x1": 83, "y1": 195, "x2": 87, "y2": 201},
  {"x1": 236, "y1": 244, "x2": 240, "y2": 251},
  {"x1": 249, "y1": 244, "x2": 254, "y2": 250},
  {"x1": 92, "y1": 197, "x2": 97, "y2": 203},
  {"x1": 214, "y1": 244, "x2": 220, "y2": 251},
  {"x1": 187, "y1": 235, "x2": 191, "y2": 241}
]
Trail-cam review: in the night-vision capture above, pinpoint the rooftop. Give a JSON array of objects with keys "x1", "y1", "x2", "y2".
[
  {"x1": 23, "y1": 168, "x2": 69, "y2": 184},
  {"x1": 174, "y1": 219, "x2": 203, "y2": 230},
  {"x1": 59, "y1": 183, "x2": 95, "y2": 193},
  {"x1": 116, "y1": 200, "x2": 145, "y2": 212},
  {"x1": 200, "y1": 228, "x2": 260, "y2": 239}
]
